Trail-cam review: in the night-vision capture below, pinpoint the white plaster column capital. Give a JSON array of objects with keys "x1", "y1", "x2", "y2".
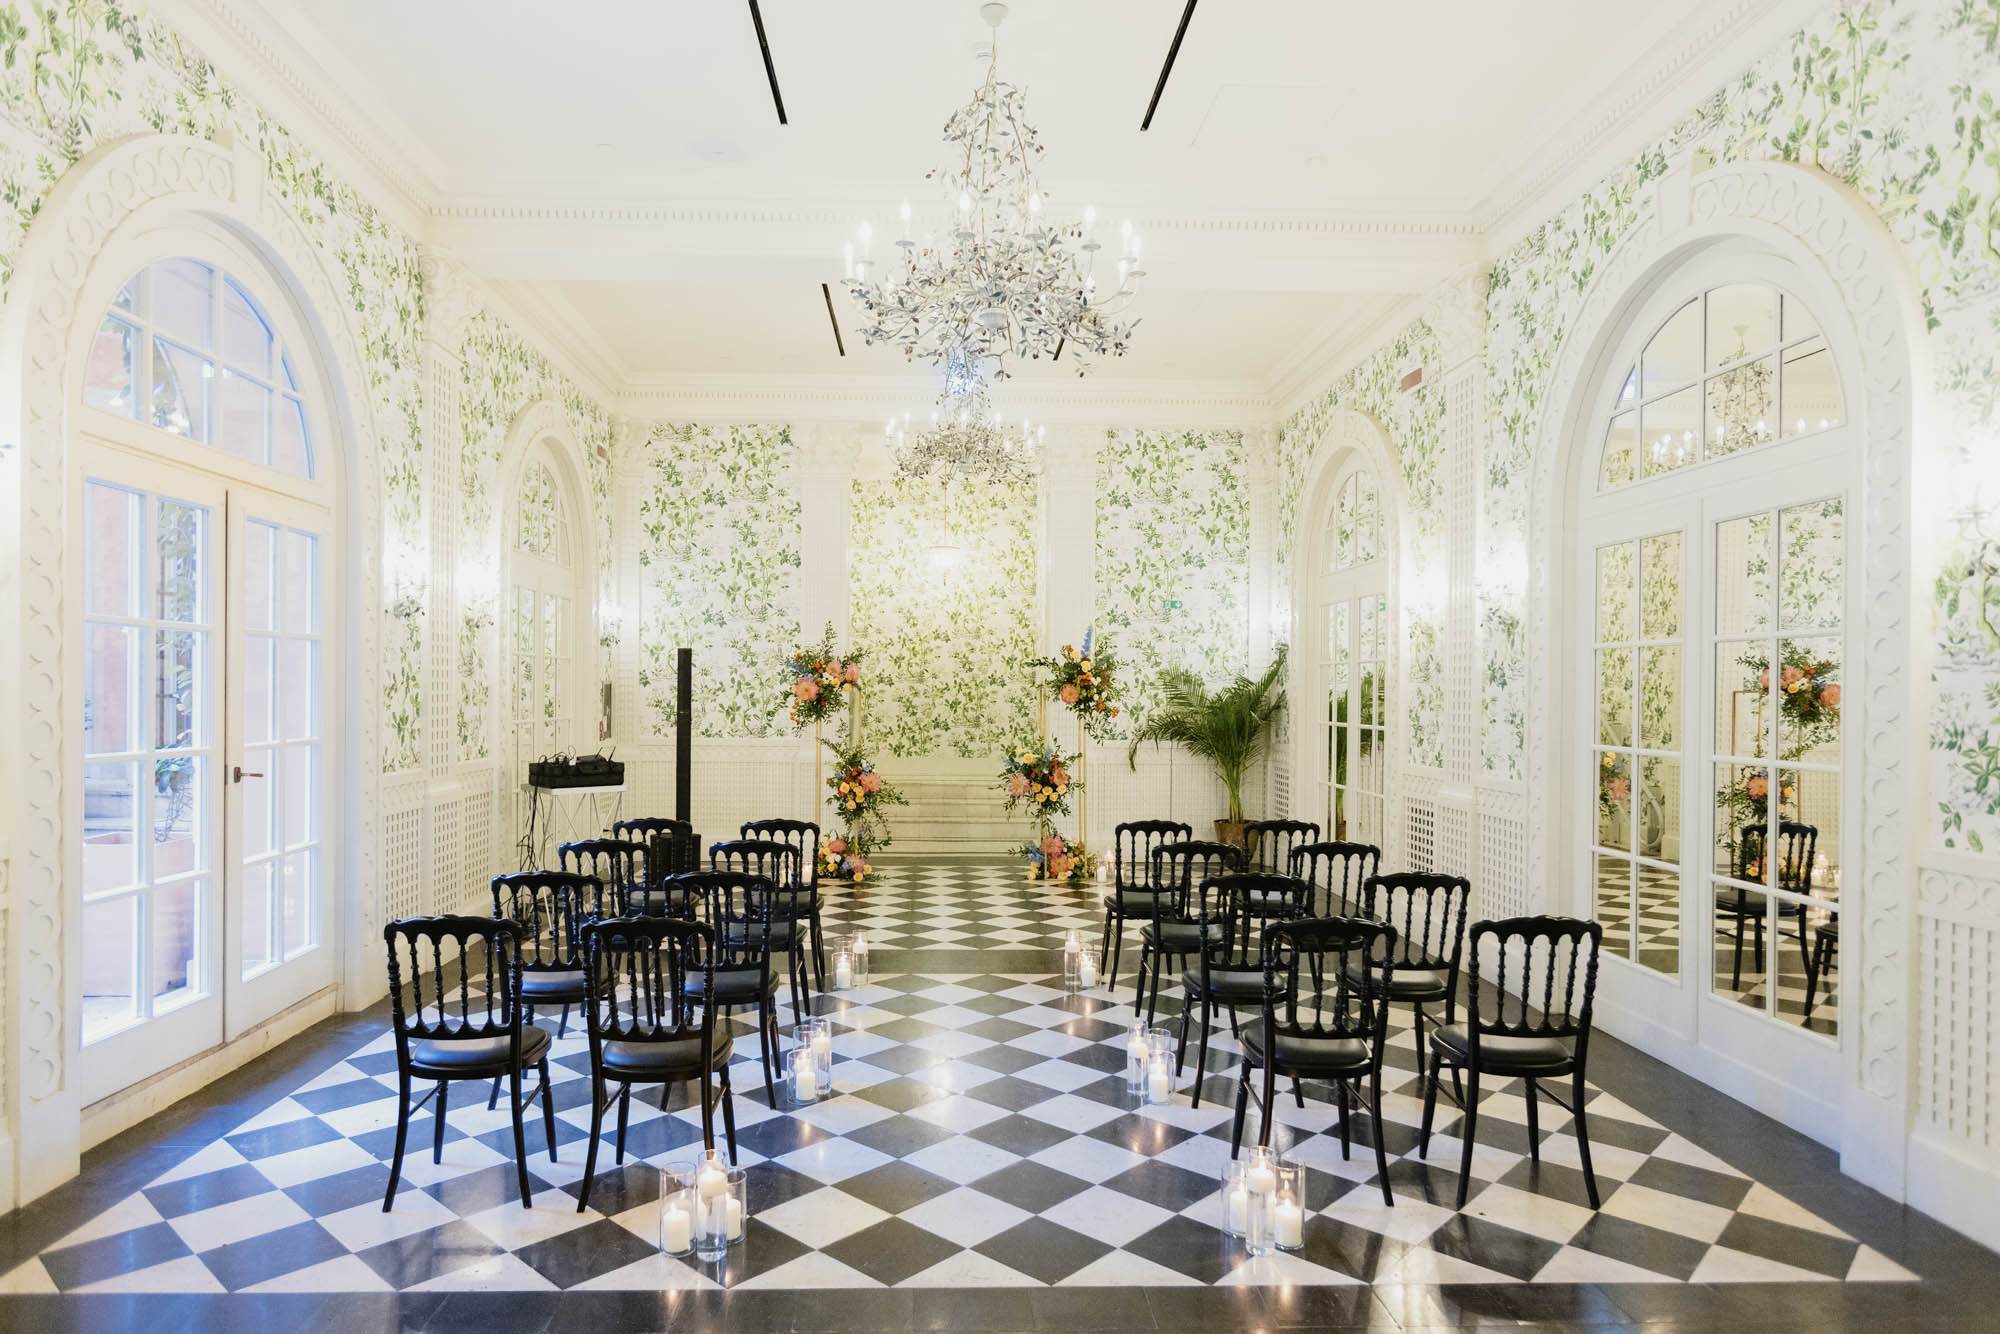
[
  {"x1": 1424, "y1": 263, "x2": 1491, "y2": 374},
  {"x1": 417, "y1": 244, "x2": 475, "y2": 355}
]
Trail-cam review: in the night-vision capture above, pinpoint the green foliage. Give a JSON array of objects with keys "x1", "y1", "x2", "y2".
[{"x1": 1124, "y1": 647, "x2": 1288, "y2": 822}]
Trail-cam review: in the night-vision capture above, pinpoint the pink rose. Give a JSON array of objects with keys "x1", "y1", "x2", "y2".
[
  {"x1": 1059, "y1": 683, "x2": 1081, "y2": 705},
  {"x1": 1746, "y1": 776, "x2": 1768, "y2": 800},
  {"x1": 1758, "y1": 668, "x2": 1770, "y2": 689},
  {"x1": 1007, "y1": 773, "x2": 1030, "y2": 797},
  {"x1": 844, "y1": 664, "x2": 860, "y2": 683},
  {"x1": 828, "y1": 838, "x2": 846, "y2": 853},
  {"x1": 1821, "y1": 683, "x2": 1840, "y2": 709},
  {"x1": 1781, "y1": 665, "x2": 1805, "y2": 692},
  {"x1": 795, "y1": 679, "x2": 819, "y2": 701},
  {"x1": 1040, "y1": 834, "x2": 1066, "y2": 858},
  {"x1": 860, "y1": 772, "x2": 883, "y2": 793},
  {"x1": 1607, "y1": 777, "x2": 1629, "y2": 802}
]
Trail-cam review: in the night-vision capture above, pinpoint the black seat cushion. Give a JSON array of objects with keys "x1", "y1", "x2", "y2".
[
  {"x1": 1182, "y1": 965, "x2": 1265, "y2": 1001},
  {"x1": 1104, "y1": 887, "x2": 1165, "y2": 911},
  {"x1": 602, "y1": 1033, "x2": 734, "y2": 1079},
  {"x1": 722, "y1": 919, "x2": 801, "y2": 949},
  {"x1": 684, "y1": 967, "x2": 777, "y2": 1005},
  {"x1": 409, "y1": 1024, "x2": 551, "y2": 1076},
  {"x1": 1240, "y1": 1026, "x2": 1371, "y2": 1076},
  {"x1": 1716, "y1": 887, "x2": 1767, "y2": 917},
  {"x1": 1428, "y1": 1023, "x2": 1576, "y2": 1075},
  {"x1": 1343, "y1": 960, "x2": 1448, "y2": 1002},
  {"x1": 520, "y1": 968, "x2": 586, "y2": 999},
  {"x1": 1140, "y1": 921, "x2": 1224, "y2": 951}
]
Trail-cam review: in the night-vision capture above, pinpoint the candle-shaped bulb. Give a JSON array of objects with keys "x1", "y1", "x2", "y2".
[
  {"x1": 1083, "y1": 203, "x2": 1097, "y2": 231},
  {"x1": 958, "y1": 189, "x2": 972, "y2": 215}
]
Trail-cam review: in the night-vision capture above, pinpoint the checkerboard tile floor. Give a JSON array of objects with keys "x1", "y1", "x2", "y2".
[
  {"x1": 818, "y1": 861, "x2": 1104, "y2": 951},
  {"x1": 1, "y1": 951, "x2": 1913, "y2": 1293}
]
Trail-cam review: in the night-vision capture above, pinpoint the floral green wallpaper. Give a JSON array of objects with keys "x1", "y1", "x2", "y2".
[
  {"x1": 849, "y1": 474, "x2": 1039, "y2": 758},
  {"x1": 636, "y1": 424, "x2": 801, "y2": 738},
  {"x1": 456, "y1": 306, "x2": 614, "y2": 760},
  {"x1": 1095, "y1": 427, "x2": 1250, "y2": 735},
  {"x1": 1275, "y1": 321, "x2": 1448, "y2": 768},
  {"x1": 1477, "y1": 0, "x2": 2000, "y2": 824}
]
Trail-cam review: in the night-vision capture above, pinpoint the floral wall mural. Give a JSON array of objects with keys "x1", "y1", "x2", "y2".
[
  {"x1": 849, "y1": 474, "x2": 1039, "y2": 758},
  {"x1": 1094, "y1": 428, "x2": 1250, "y2": 736},
  {"x1": 1476, "y1": 0, "x2": 2000, "y2": 827},
  {"x1": 636, "y1": 424, "x2": 801, "y2": 739},
  {"x1": 456, "y1": 307, "x2": 614, "y2": 760},
  {"x1": 1275, "y1": 321, "x2": 1447, "y2": 768}
]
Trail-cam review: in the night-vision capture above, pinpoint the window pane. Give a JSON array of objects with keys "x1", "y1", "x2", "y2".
[
  {"x1": 1353, "y1": 472, "x2": 1379, "y2": 564},
  {"x1": 1795, "y1": 898, "x2": 1839, "y2": 1038},
  {"x1": 1781, "y1": 292, "x2": 1822, "y2": 343},
  {"x1": 1705, "y1": 283, "x2": 1777, "y2": 371},
  {"x1": 281, "y1": 639, "x2": 316, "y2": 741},
  {"x1": 242, "y1": 860, "x2": 274, "y2": 978},
  {"x1": 153, "y1": 628, "x2": 204, "y2": 750},
  {"x1": 85, "y1": 624, "x2": 141, "y2": 754},
  {"x1": 283, "y1": 529, "x2": 317, "y2": 634},
  {"x1": 1640, "y1": 755, "x2": 1682, "y2": 866},
  {"x1": 244, "y1": 637, "x2": 276, "y2": 747},
  {"x1": 282, "y1": 851, "x2": 313, "y2": 956},
  {"x1": 1780, "y1": 338, "x2": 1843, "y2": 438},
  {"x1": 150, "y1": 877, "x2": 202, "y2": 1007},
  {"x1": 1716, "y1": 641, "x2": 1774, "y2": 760},
  {"x1": 1601, "y1": 410, "x2": 1636, "y2": 488},
  {"x1": 1777, "y1": 637, "x2": 1842, "y2": 764},
  {"x1": 1596, "y1": 541, "x2": 1635, "y2": 642},
  {"x1": 1779, "y1": 497, "x2": 1844, "y2": 632},
  {"x1": 82, "y1": 761, "x2": 138, "y2": 894},
  {"x1": 1596, "y1": 752, "x2": 1631, "y2": 851},
  {"x1": 1640, "y1": 385, "x2": 1699, "y2": 477},
  {"x1": 1595, "y1": 648, "x2": 1632, "y2": 747},
  {"x1": 1711, "y1": 890, "x2": 1769, "y2": 1012},
  {"x1": 243, "y1": 746, "x2": 276, "y2": 857},
  {"x1": 1715, "y1": 762, "x2": 1786, "y2": 884},
  {"x1": 154, "y1": 498, "x2": 207, "y2": 624},
  {"x1": 85, "y1": 316, "x2": 139, "y2": 416},
  {"x1": 222, "y1": 277, "x2": 272, "y2": 376},
  {"x1": 1594, "y1": 851, "x2": 1633, "y2": 957},
  {"x1": 151, "y1": 259, "x2": 213, "y2": 351},
  {"x1": 153, "y1": 755, "x2": 206, "y2": 877},
  {"x1": 284, "y1": 744, "x2": 317, "y2": 847},
  {"x1": 245, "y1": 521, "x2": 276, "y2": 632},
  {"x1": 151, "y1": 338, "x2": 207, "y2": 439},
  {"x1": 216, "y1": 369, "x2": 269, "y2": 464},
  {"x1": 84, "y1": 482, "x2": 142, "y2": 619},
  {"x1": 1641, "y1": 299, "x2": 1700, "y2": 396},
  {"x1": 274, "y1": 396, "x2": 311, "y2": 478},
  {"x1": 1706, "y1": 355, "x2": 1775, "y2": 458},
  {"x1": 1713, "y1": 513, "x2": 1772, "y2": 635},
  {"x1": 1635, "y1": 859, "x2": 1679, "y2": 976},
  {"x1": 1640, "y1": 531, "x2": 1682, "y2": 639},
  {"x1": 82, "y1": 897, "x2": 138, "y2": 1042},
  {"x1": 1639, "y1": 646, "x2": 1680, "y2": 750}
]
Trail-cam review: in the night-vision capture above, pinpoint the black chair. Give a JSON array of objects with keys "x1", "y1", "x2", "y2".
[
  {"x1": 1719, "y1": 822, "x2": 1816, "y2": 989},
  {"x1": 615, "y1": 817, "x2": 699, "y2": 882},
  {"x1": 670, "y1": 869, "x2": 793, "y2": 1104},
  {"x1": 1243, "y1": 819, "x2": 1320, "y2": 876},
  {"x1": 742, "y1": 818, "x2": 827, "y2": 993},
  {"x1": 490, "y1": 871, "x2": 602, "y2": 1040},
  {"x1": 621, "y1": 832, "x2": 704, "y2": 917},
  {"x1": 574, "y1": 915, "x2": 738, "y2": 1212},
  {"x1": 1288, "y1": 841, "x2": 1381, "y2": 918},
  {"x1": 711, "y1": 838, "x2": 812, "y2": 1015},
  {"x1": 1232, "y1": 916, "x2": 1399, "y2": 1205},
  {"x1": 1803, "y1": 910, "x2": 1839, "y2": 1020},
  {"x1": 1098, "y1": 819, "x2": 1193, "y2": 993},
  {"x1": 1176, "y1": 872, "x2": 1311, "y2": 1107},
  {"x1": 1135, "y1": 840, "x2": 1246, "y2": 1025},
  {"x1": 382, "y1": 915, "x2": 556, "y2": 1211},
  {"x1": 1419, "y1": 916, "x2": 1604, "y2": 1208},
  {"x1": 1357, "y1": 871, "x2": 1470, "y2": 1077},
  {"x1": 560, "y1": 837, "x2": 647, "y2": 910}
]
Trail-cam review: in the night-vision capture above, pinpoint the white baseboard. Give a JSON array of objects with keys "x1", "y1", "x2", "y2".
[
  {"x1": 79, "y1": 987, "x2": 340, "y2": 1151},
  {"x1": 1908, "y1": 1128, "x2": 2000, "y2": 1254}
]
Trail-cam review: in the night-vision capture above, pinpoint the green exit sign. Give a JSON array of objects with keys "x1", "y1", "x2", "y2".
[{"x1": 1162, "y1": 599, "x2": 1182, "y2": 611}]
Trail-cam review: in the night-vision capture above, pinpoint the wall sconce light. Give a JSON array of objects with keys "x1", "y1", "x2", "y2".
[
  {"x1": 458, "y1": 557, "x2": 496, "y2": 630},
  {"x1": 598, "y1": 602, "x2": 624, "y2": 648},
  {"x1": 387, "y1": 544, "x2": 427, "y2": 619}
]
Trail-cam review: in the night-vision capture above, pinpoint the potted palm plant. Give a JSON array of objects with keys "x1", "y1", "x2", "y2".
[{"x1": 1125, "y1": 647, "x2": 1288, "y2": 852}]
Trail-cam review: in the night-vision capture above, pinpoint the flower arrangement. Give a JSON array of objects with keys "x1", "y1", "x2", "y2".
[
  {"x1": 1715, "y1": 766, "x2": 1799, "y2": 878},
  {"x1": 1030, "y1": 627, "x2": 1121, "y2": 739},
  {"x1": 1714, "y1": 648, "x2": 1837, "y2": 873},
  {"x1": 1596, "y1": 752, "x2": 1630, "y2": 825},
  {"x1": 1016, "y1": 831, "x2": 1098, "y2": 882},
  {"x1": 823, "y1": 738, "x2": 907, "y2": 868},
  {"x1": 1740, "y1": 645, "x2": 1840, "y2": 744},
  {"x1": 1000, "y1": 737, "x2": 1079, "y2": 829},
  {"x1": 784, "y1": 622, "x2": 863, "y2": 728},
  {"x1": 817, "y1": 835, "x2": 871, "y2": 883}
]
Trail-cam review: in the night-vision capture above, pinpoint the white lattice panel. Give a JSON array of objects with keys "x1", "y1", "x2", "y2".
[
  {"x1": 1443, "y1": 368, "x2": 1479, "y2": 784},
  {"x1": 1404, "y1": 797, "x2": 1438, "y2": 873},
  {"x1": 1477, "y1": 785, "x2": 1530, "y2": 921},
  {"x1": 1268, "y1": 751, "x2": 1293, "y2": 821},
  {"x1": 1917, "y1": 865, "x2": 2000, "y2": 1150},
  {"x1": 382, "y1": 776, "x2": 426, "y2": 925},
  {"x1": 461, "y1": 778, "x2": 497, "y2": 913},
  {"x1": 429, "y1": 788, "x2": 460, "y2": 919},
  {"x1": 426, "y1": 354, "x2": 459, "y2": 778}
]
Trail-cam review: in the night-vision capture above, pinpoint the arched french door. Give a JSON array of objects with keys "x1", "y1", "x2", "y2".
[
  {"x1": 507, "y1": 447, "x2": 589, "y2": 773},
  {"x1": 1570, "y1": 241, "x2": 1856, "y2": 1120},
  {"x1": 71, "y1": 239, "x2": 342, "y2": 1103},
  {"x1": 1309, "y1": 462, "x2": 1390, "y2": 844}
]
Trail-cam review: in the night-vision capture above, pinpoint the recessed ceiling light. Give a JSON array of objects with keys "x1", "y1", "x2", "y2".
[{"x1": 694, "y1": 139, "x2": 743, "y2": 164}]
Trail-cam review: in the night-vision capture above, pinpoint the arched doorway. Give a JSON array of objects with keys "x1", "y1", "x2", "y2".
[{"x1": 69, "y1": 233, "x2": 346, "y2": 1105}]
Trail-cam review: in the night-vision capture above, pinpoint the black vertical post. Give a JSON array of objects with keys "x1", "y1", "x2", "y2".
[{"x1": 675, "y1": 647, "x2": 693, "y2": 823}]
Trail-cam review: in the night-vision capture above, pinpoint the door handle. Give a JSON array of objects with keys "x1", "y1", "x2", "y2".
[{"x1": 233, "y1": 766, "x2": 263, "y2": 783}]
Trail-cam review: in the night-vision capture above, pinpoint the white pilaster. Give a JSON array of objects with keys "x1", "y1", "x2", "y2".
[{"x1": 1041, "y1": 426, "x2": 1098, "y2": 655}]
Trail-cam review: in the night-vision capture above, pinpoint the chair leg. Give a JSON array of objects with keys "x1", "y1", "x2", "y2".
[
  {"x1": 383, "y1": 1073, "x2": 413, "y2": 1212},
  {"x1": 432, "y1": 1079, "x2": 450, "y2": 1164},
  {"x1": 557, "y1": 1003, "x2": 570, "y2": 1039},
  {"x1": 539, "y1": 1059, "x2": 557, "y2": 1161},
  {"x1": 1524, "y1": 1077, "x2": 1539, "y2": 1166},
  {"x1": 1731, "y1": 909, "x2": 1745, "y2": 988},
  {"x1": 1572, "y1": 1069, "x2": 1601, "y2": 1209},
  {"x1": 1369, "y1": 1064, "x2": 1394, "y2": 1207},
  {"x1": 1191, "y1": 998, "x2": 1213, "y2": 1110},
  {"x1": 1146, "y1": 952, "x2": 1167, "y2": 1027},
  {"x1": 1411, "y1": 1004, "x2": 1427, "y2": 1080},
  {"x1": 1292, "y1": 1076, "x2": 1305, "y2": 1109},
  {"x1": 1754, "y1": 912, "x2": 1766, "y2": 975},
  {"x1": 757, "y1": 1001, "x2": 778, "y2": 1106},
  {"x1": 509, "y1": 1066, "x2": 533, "y2": 1208},
  {"x1": 1231, "y1": 1069, "x2": 1251, "y2": 1157},
  {"x1": 1098, "y1": 905, "x2": 1116, "y2": 986},
  {"x1": 810, "y1": 907, "x2": 828, "y2": 994},
  {"x1": 1454, "y1": 1067, "x2": 1480, "y2": 1209},
  {"x1": 1336, "y1": 1080, "x2": 1351, "y2": 1160},
  {"x1": 700, "y1": 1067, "x2": 716, "y2": 1153},
  {"x1": 614, "y1": 1083, "x2": 632, "y2": 1165},
  {"x1": 488, "y1": 1074, "x2": 502, "y2": 1111},
  {"x1": 1258, "y1": 1058, "x2": 1278, "y2": 1150},
  {"x1": 1132, "y1": 942, "x2": 1150, "y2": 1019},
  {"x1": 719, "y1": 1067, "x2": 739, "y2": 1164},
  {"x1": 576, "y1": 1081, "x2": 607, "y2": 1214},
  {"x1": 1418, "y1": 1060, "x2": 1442, "y2": 1158}
]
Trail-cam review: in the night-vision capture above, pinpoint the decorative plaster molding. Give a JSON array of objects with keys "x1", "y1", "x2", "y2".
[
  {"x1": 417, "y1": 245, "x2": 474, "y2": 354},
  {"x1": 1424, "y1": 265, "x2": 1492, "y2": 372},
  {"x1": 1522, "y1": 159, "x2": 1920, "y2": 1119}
]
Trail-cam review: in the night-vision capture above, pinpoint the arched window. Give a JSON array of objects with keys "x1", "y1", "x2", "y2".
[
  {"x1": 1314, "y1": 463, "x2": 1388, "y2": 843},
  {"x1": 74, "y1": 243, "x2": 339, "y2": 1105},
  {"x1": 84, "y1": 257, "x2": 316, "y2": 478},
  {"x1": 511, "y1": 455, "x2": 579, "y2": 765},
  {"x1": 1574, "y1": 266, "x2": 1852, "y2": 1068}
]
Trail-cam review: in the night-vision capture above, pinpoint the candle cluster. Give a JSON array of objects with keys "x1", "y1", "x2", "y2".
[
  {"x1": 1221, "y1": 1147, "x2": 1302, "y2": 1256},
  {"x1": 662, "y1": 1150, "x2": 746, "y2": 1263},
  {"x1": 1124, "y1": 1021, "x2": 1176, "y2": 1104},
  {"x1": 1062, "y1": 930, "x2": 1099, "y2": 992}
]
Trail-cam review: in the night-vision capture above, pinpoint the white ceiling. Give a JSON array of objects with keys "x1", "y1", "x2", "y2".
[{"x1": 193, "y1": 0, "x2": 1786, "y2": 398}]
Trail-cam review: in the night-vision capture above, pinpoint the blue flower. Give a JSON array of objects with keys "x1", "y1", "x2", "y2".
[{"x1": 1082, "y1": 625, "x2": 1095, "y2": 655}]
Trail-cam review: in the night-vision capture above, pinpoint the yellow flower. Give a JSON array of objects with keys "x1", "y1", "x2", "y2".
[{"x1": 1081, "y1": 660, "x2": 1092, "y2": 671}]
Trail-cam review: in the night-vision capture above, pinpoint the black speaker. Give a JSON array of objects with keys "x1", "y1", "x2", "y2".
[{"x1": 675, "y1": 647, "x2": 693, "y2": 822}]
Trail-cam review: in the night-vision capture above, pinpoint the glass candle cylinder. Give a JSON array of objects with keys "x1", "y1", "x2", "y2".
[
  {"x1": 659, "y1": 1161, "x2": 697, "y2": 1256},
  {"x1": 693, "y1": 1149, "x2": 731, "y2": 1260},
  {"x1": 1124, "y1": 1021, "x2": 1150, "y2": 1096},
  {"x1": 1077, "y1": 945, "x2": 1098, "y2": 991},
  {"x1": 1273, "y1": 1163, "x2": 1305, "y2": 1251},
  {"x1": 1146, "y1": 1047, "x2": 1173, "y2": 1104},
  {"x1": 800, "y1": 1018, "x2": 834, "y2": 1091},
  {"x1": 725, "y1": 1165, "x2": 747, "y2": 1244},
  {"x1": 1243, "y1": 1179, "x2": 1275, "y2": 1256},
  {"x1": 1219, "y1": 1160, "x2": 1248, "y2": 1238},
  {"x1": 850, "y1": 934, "x2": 870, "y2": 987},
  {"x1": 789, "y1": 1046, "x2": 819, "y2": 1106},
  {"x1": 1062, "y1": 931, "x2": 1083, "y2": 991},
  {"x1": 834, "y1": 949, "x2": 854, "y2": 990}
]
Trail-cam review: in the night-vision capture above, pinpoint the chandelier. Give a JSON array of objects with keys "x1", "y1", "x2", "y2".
[
  {"x1": 841, "y1": 2, "x2": 1143, "y2": 379},
  {"x1": 887, "y1": 376, "x2": 1043, "y2": 484}
]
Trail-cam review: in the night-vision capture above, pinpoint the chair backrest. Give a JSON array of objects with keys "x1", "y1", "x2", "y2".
[
  {"x1": 580, "y1": 915, "x2": 716, "y2": 1060},
  {"x1": 709, "y1": 838, "x2": 802, "y2": 886},
  {"x1": 1362, "y1": 871, "x2": 1470, "y2": 978},
  {"x1": 1113, "y1": 820, "x2": 1193, "y2": 891},
  {"x1": 1465, "y1": 915, "x2": 1602, "y2": 1053},
  {"x1": 613, "y1": 816, "x2": 692, "y2": 842},
  {"x1": 616, "y1": 817, "x2": 699, "y2": 880},
  {"x1": 1776, "y1": 820, "x2": 1818, "y2": 894},
  {"x1": 1148, "y1": 840, "x2": 1248, "y2": 924},
  {"x1": 560, "y1": 838, "x2": 646, "y2": 895},
  {"x1": 1196, "y1": 873, "x2": 1311, "y2": 969},
  {"x1": 1288, "y1": 841, "x2": 1381, "y2": 917},
  {"x1": 683, "y1": 869, "x2": 793, "y2": 971},
  {"x1": 1261, "y1": 915, "x2": 1398, "y2": 1044},
  {"x1": 1244, "y1": 819, "x2": 1320, "y2": 875},
  {"x1": 741, "y1": 818, "x2": 819, "y2": 891},
  {"x1": 490, "y1": 871, "x2": 603, "y2": 971},
  {"x1": 383, "y1": 915, "x2": 523, "y2": 1049}
]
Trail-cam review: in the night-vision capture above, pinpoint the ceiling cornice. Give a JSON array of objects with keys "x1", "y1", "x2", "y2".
[{"x1": 1270, "y1": 297, "x2": 1430, "y2": 423}]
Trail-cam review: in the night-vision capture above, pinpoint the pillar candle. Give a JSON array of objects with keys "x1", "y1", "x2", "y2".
[
  {"x1": 1078, "y1": 953, "x2": 1098, "y2": 989},
  {"x1": 793, "y1": 1057, "x2": 818, "y2": 1101},
  {"x1": 661, "y1": 1199, "x2": 692, "y2": 1252},
  {"x1": 1227, "y1": 1185, "x2": 1248, "y2": 1234},
  {"x1": 1275, "y1": 1200, "x2": 1304, "y2": 1248},
  {"x1": 726, "y1": 1194, "x2": 744, "y2": 1241},
  {"x1": 835, "y1": 954, "x2": 853, "y2": 989},
  {"x1": 1148, "y1": 1056, "x2": 1171, "y2": 1103},
  {"x1": 697, "y1": 1162, "x2": 727, "y2": 1201},
  {"x1": 811, "y1": 1027, "x2": 833, "y2": 1061},
  {"x1": 1247, "y1": 1160, "x2": 1277, "y2": 1196}
]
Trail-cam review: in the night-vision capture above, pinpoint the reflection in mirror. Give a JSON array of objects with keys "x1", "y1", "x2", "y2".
[
  {"x1": 1594, "y1": 851, "x2": 1634, "y2": 957},
  {"x1": 1596, "y1": 541, "x2": 1635, "y2": 641},
  {"x1": 1596, "y1": 751, "x2": 1631, "y2": 852},
  {"x1": 1640, "y1": 386, "x2": 1700, "y2": 477},
  {"x1": 1705, "y1": 283, "x2": 1778, "y2": 370},
  {"x1": 1706, "y1": 355, "x2": 1775, "y2": 458},
  {"x1": 1639, "y1": 647, "x2": 1680, "y2": 749},
  {"x1": 1781, "y1": 292, "x2": 1822, "y2": 342},
  {"x1": 1711, "y1": 893, "x2": 1770, "y2": 1013},
  {"x1": 1780, "y1": 339, "x2": 1844, "y2": 438},
  {"x1": 1602, "y1": 410, "x2": 1637, "y2": 488},
  {"x1": 1634, "y1": 859, "x2": 1679, "y2": 976},
  {"x1": 1778, "y1": 497, "x2": 1844, "y2": 631},
  {"x1": 1792, "y1": 898, "x2": 1840, "y2": 1038},
  {"x1": 1775, "y1": 637, "x2": 1842, "y2": 764},
  {"x1": 1641, "y1": 299, "x2": 1701, "y2": 396},
  {"x1": 1639, "y1": 756, "x2": 1681, "y2": 863},
  {"x1": 1597, "y1": 648, "x2": 1633, "y2": 747},
  {"x1": 1715, "y1": 641, "x2": 1774, "y2": 760},
  {"x1": 1714, "y1": 761, "x2": 1781, "y2": 884},
  {"x1": 1713, "y1": 513, "x2": 1772, "y2": 635},
  {"x1": 1639, "y1": 532, "x2": 1681, "y2": 639}
]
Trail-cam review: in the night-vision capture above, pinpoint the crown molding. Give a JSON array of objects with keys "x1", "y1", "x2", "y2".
[
  {"x1": 1472, "y1": 0, "x2": 1828, "y2": 246},
  {"x1": 468, "y1": 275, "x2": 618, "y2": 412},
  {"x1": 1269, "y1": 295, "x2": 1428, "y2": 422}
]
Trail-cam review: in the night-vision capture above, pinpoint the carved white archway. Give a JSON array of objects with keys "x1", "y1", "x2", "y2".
[
  {"x1": 0, "y1": 133, "x2": 388, "y2": 1206},
  {"x1": 1523, "y1": 158, "x2": 1923, "y2": 1197}
]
